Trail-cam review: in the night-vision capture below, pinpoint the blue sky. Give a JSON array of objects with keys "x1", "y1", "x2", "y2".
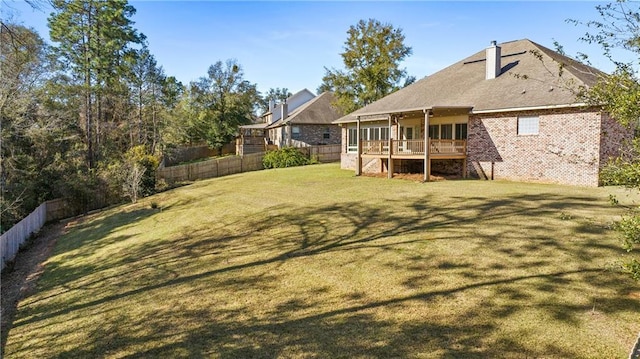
[{"x1": 3, "y1": 1, "x2": 626, "y2": 95}]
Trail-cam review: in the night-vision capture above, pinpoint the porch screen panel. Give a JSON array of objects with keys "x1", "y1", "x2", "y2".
[
  {"x1": 348, "y1": 128, "x2": 358, "y2": 152},
  {"x1": 428, "y1": 125, "x2": 439, "y2": 139},
  {"x1": 372, "y1": 128, "x2": 380, "y2": 140},
  {"x1": 455, "y1": 123, "x2": 468, "y2": 140},
  {"x1": 441, "y1": 124, "x2": 453, "y2": 140},
  {"x1": 381, "y1": 127, "x2": 389, "y2": 140},
  {"x1": 406, "y1": 127, "x2": 413, "y2": 139}
]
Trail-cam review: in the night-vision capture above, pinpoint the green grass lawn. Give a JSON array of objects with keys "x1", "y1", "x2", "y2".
[{"x1": 4, "y1": 163, "x2": 640, "y2": 358}]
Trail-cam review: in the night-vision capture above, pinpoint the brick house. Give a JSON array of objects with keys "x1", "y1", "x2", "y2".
[
  {"x1": 334, "y1": 39, "x2": 632, "y2": 186},
  {"x1": 265, "y1": 91, "x2": 342, "y2": 148},
  {"x1": 237, "y1": 90, "x2": 342, "y2": 155}
]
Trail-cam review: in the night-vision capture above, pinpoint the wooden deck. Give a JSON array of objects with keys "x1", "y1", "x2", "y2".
[{"x1": 360, "y1": 139, "x2": 466, "y2": 159}]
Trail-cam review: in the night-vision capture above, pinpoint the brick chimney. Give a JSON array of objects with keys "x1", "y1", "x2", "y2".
[{"x1": 486, "y1": 40, "x2": 501, "y2": 80}]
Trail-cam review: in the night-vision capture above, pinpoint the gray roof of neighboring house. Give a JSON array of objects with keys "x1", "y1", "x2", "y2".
[
  {"x1": 266, "y1": 92, "x2": 343, "y2": 129},
  {"x1": 259, "y1": 88, "x2": 316, "y2": 118},
  {"x1": 240, "y1": 123, "x2": 268, "y2": 129},
  {"x1": 335, "y1": 39, "x2": 605, "y2": 123}
]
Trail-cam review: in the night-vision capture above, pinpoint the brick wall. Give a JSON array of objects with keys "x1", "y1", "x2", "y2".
[
  {"x1": 340, "y1": 153, "x2": 381, "y2": 173},
  {"x1": 294, "y1": 124, "x2": 342, "y2": 146},
  {"x1": 341, "y1": 152, "x2": 355, "y2": 169},
  {"x1": 467, "y1": 108, "x2": 603, "y2": 186},
  {"x1": 599, "y1": 113, "x2": 634, "y2": 170},
  {"x1": 339, "y1": 109, "x2": 627, "y2": 186}
]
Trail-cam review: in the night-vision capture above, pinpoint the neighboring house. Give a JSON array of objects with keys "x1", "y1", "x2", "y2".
[
  {"x1": 334, "y1": 39, "x2": 633, "y2": 187},
  {"x1": 237, "y1": 89, "x2": 342, "y2": 155},
  {"x1": 265, "y1": 91, "x2": 342, "y2": 148}
]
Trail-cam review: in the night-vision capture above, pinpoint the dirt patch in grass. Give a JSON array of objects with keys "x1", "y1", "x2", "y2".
[
  {"x1": 1, "y1": 221, "x2": 67, "y2": 354},
  {"x1": 363, "y1": 172, "x2": 462, "y2": 182}
]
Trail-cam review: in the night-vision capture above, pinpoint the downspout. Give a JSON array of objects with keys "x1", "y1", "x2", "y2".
[
  {"x1": 388, "y1": 114, "x2": 393, "y2": 179},
  {"x1": 424, "y1": 109, "x2": 431, "y2": 182},
  {"x1": 356, "y1": 116, "x2": 361, "y2": 176}
]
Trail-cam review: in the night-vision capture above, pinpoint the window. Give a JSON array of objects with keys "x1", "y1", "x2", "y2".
[
  {"x1": 441, "y1": 124, "x2": 453, "y2": 140},
  {"x1": 323, "y1": 127, "x2": 331, "y2": 140},
  {"x1": 291, "y1": 126, "x2": 301, "y2": 139},
  {"x1": 455, "y1": 123, "x2": 468, "y2": 140},
  {"x1": 518, "y1": 116, "x2": 539, "y2": 135}
]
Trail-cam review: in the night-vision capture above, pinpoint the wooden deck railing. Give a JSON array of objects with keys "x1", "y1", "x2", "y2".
[
  {"x1": 362, "y1": 140, "x2": 388, "y2": 155},
  {"x1": 430, "y1": 139, "x2": 466, "y2": 155},
  {"x1": 361, "y1": 139, "x2": 466, "y2": 157}
]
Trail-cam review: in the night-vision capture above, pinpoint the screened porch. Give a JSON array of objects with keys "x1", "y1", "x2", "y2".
[{"x1": 360, "y1": 139, "x2": 467, "y2": 159}]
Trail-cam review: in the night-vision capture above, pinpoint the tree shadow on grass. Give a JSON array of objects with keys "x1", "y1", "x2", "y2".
[
  {"x1": 57, "y1": 269, "x2": 593, "y2": 359},
  {"x1": 5, "y1": 190, "x2": 639, "y2": 358}
]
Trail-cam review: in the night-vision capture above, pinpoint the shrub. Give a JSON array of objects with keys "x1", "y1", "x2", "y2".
[
  {"x1": 125, "y1": 145, "x2": 160, "y2": 198},
  {"x1": 262, "y1": 147, "x2": 309, "y2": 169}
]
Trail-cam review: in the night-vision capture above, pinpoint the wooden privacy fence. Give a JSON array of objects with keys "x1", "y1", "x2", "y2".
[
  {"x1": 162, "y1": 143, "x2": 235, "y2": 167},
  {"x1": 157, "y1": 145, "x2": 341, "y2": 184},
  {"x1": 157, "y1": 152, "x2": 265, "y2": 184},
  {"x1": 302, "y1": 144, "x2": 341, "y2": 163}
]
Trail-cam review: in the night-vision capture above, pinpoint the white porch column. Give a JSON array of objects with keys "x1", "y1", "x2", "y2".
[
  {"x1": 356, "y1": 116, "x2": 362, "y2": 176},
  {"x1": 424, "y1": 109, "x2": 431, "y2": 182},
  {"x1": 388, "y1": 115, "x2": 393, "y2": 179}
]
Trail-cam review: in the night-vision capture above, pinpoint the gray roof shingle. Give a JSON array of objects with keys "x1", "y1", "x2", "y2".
[
  {"x1": 266, "y1": 92, "x2": 343, "y2": 128},
  {"x1": 335, "y1": 39, "x2": 604, "y2": 123}
]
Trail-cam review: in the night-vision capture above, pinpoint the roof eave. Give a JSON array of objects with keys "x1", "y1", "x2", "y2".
[
  {"x1": 471, "y1": 102, "x2": 592, "y2": 114},
  {"x1": 333, "y1": 105, "x2": 474, "y2": 124}
]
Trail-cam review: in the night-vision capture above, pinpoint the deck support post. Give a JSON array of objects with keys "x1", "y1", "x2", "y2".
[
  {"x1": 356, "y1": 116, "x2": 361, "y2": 176},
  {"x1": 388, "y1": 115, "x2": 393, "y2": 179},
  {"x1": 423, "y1": 109, "x2": 431, "y2": 182}
]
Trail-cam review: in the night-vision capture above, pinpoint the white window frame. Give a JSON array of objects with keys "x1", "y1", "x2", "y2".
[
  {"x1": 291, "y1": 126, "x2": 301, "y2": 139},
  {"x1": 518, "y1": 116, "x2": 539, "y2": 135},
  {"x1": 347, "y1": 128, "x2": 358, "y2": 152}
]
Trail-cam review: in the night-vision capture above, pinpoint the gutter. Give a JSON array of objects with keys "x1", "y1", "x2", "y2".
[{"x1": 471, "y1": 103, "x2": 591, "y2": 114}]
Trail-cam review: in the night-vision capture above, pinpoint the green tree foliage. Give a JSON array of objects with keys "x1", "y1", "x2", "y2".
[
  {"x1": 1, "y1": 23, "x2": 51, "y2": 227},
  {"x1": 577, "y1": 0, "x2": 640, "y2": 280},
  {"x1": 189, "y1": 59, "x2": 261, "y2": 151},
  {"x1": 48, "y1": 0, "x2": 143, "y2": 168},
  {"x1": 318, "y1": 18, "x2": 414, "y2": 114},
  {"x1": 261, "y1": 87, "x2": 291, "y2": 113},
  {"x1": 123, "y1": 145, "x2": 159, "y2": 202},
  {"x1": 128, "y1": 44, "x2": 180, "y2": 154}
]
